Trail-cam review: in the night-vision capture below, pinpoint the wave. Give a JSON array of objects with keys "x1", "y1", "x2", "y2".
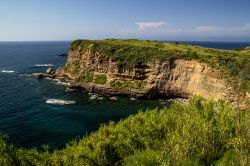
[
  {"x1": 89, "y1": 94, "x2": 97, "y2": 100},
  {"x1": 110, "y1": 96, "x2": 118, "y2": 101},
  {"x1": 1, "y1": 70, "x2": 15, "y2": 73},
  {"x1": 52, "y1": 79, "x2": 71, "y2": 86},
  {"x1": 34, "y1": 64, "x2": 54, "y2": 67},
  {"x1": 98, "y1": 96, "x2": 104, "y2": 100},
  {"x1": 88, "y1": 93, "x2": 104, "y2": 101},
  {"x1": 65, "y1": 87, "x2": 75, "y2": 92},
  {"x1": 18, "y1": 74, "x2": 31, "y2": 77},
  {"x1": 130, "y1": 97, "x2": 136, "y2": 101},
  {"x1": 46, "y1": 99, "x2": 75, "y2": 105}
]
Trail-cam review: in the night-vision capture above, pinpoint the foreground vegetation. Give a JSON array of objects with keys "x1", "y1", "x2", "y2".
[
  {"x1": 69, "y1": 39, "x2": 250, "y2": 92},
  {"x1": 0, "y1": 97, "x2": 249, "y2": 165}
]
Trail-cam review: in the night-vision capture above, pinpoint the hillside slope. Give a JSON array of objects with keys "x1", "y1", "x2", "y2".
[{"x1": 0, "y1": 98, "x2": 249, "y2": 165}]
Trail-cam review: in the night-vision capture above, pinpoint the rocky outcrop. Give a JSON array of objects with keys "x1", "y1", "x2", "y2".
[
  {"x1": 32, "y1": 67, "x2": 55, "y2": 79},
  {"x1": 54, "y1": 46, "x2": 234, "y2": 100}
]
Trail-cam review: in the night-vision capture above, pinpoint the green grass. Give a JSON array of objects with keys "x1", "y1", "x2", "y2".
[
  {"x1": 77, "y1": 70, "x2": 94, "y2": 83},
  {"x1": 69, "y1": 39, "x2": 250, "y2": 92},
  {"x1": 64, "y1": 60, "x2": 80, "y2": 73},
  {"x1": 110, "y1": 79, "x2": 146, "y2": 91},
  {"x1": 0, "y1": 97, "x2": 249, "y2": 165},
  {"x1": 93, "y1": 74, "x2": 107, "y2": 85}
]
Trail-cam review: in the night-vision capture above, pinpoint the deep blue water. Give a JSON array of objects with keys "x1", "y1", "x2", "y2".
[
  {"x1": 0, "y1": 41, "x2": 249, "y2": 149},
  {"x1": 0, "y1": 41, "x2": 171, "y2": 149}
]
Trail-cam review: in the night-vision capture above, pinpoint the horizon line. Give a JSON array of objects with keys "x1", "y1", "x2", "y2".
[{"x1": 1, "y1": 39, "x2": 250, "y2": 43}]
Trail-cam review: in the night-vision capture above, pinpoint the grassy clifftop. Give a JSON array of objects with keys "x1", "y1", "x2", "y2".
[
  {"x1": 70, "y1": 39, "x2": 250, "y2": 92},
  {"x1": 70, "y1": 39, "x2": 249, "y2": 64}
]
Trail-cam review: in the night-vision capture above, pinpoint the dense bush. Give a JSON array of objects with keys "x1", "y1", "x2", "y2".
[
  {"x1": 110, "y1": 79, "x2": 146, "y2": 91},
  {"x1": 93, "y1": 74, "x2": 107, "y2": 85},
  {"x1": 0, "y1": 97, "x2": 249, "y2": 165}
]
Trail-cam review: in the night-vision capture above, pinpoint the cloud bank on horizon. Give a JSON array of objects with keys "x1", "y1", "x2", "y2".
[{"x1": 118, "y1": 22, "x2": 250, "y2": 41}]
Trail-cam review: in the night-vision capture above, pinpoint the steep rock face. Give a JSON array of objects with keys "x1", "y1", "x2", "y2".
[
  {"x1": 56, "y1": 47, "x2": 233, "y2": 100},
  {"x1": 145, "y1": 59, "x2": 232, "y2": 99}
]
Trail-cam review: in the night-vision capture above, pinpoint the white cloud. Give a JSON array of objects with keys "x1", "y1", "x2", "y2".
[
  {"x1": 117, "y1": 22, "x2": 250, "y2": 40},
  {"x1": 135, "y1": 22, "x2": 166, "y2": 31},
  {"x1": 118, "y1": 22, "x2": 182, "y2": 37}
]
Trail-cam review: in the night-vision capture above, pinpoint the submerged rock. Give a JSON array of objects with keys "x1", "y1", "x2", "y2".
[
  {"x1": 56, "y1": 53, "x2": 68, "y2": 57},
  {"x1": 32, "y1": 73, "x2": 46, "y2": 79}
]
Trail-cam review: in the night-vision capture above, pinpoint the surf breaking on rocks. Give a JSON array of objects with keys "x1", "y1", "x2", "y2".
[{"x1": 46, "y1": 99, "x2": 76, "y2": 105}]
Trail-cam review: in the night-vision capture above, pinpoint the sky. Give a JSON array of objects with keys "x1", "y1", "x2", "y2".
[{"x1": 0, "y1": 0, "x2": 250, "y2": 41}]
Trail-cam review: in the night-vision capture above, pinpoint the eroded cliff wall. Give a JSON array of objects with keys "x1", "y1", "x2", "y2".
[{"x1": 55, "y1": 44, "x2": 233, "y2": 100}]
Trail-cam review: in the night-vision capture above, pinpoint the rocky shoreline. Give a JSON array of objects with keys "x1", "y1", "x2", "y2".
[
  {"x1": 32, "y1": 69, "x2": 162, "y2": 99},
  {"x1": 31, "y1": 41, "x2": 236, "y2": 101},
  {"x1": 32, "y1": 63, "x2": 228, "y2": 101}
]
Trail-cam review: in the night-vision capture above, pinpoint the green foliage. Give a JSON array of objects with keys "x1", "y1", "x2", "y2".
[
  {"x1": 78, "y1": 70, "x2": 94, "y2": 83},
  {"x1": 124, "y1": 150, "x2": 163, "y2": 166},
  {"x1": 93, "y1": 74, "x2": 107, "y2": 85},
  {"x1": 70, "y1": 39, "x2": 84, "y2": 50},
  {"x1": 110, "y1": 79, "x2": 146, "y2": 91},
  {"x1": 0, "y1": 97, "x2": 249, "y2": 165},
  {"x1": 64, "y1": 60, "x2": 80, "y2": 73}
]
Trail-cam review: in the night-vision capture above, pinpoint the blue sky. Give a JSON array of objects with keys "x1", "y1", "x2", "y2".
[{"x1": 0, "y1": 0, "x2": 250, "y2": 41}]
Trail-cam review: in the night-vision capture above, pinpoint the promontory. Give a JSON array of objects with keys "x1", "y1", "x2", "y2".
[{"x1": 40, "y1": 39, "x2": 250, "y2": 100}]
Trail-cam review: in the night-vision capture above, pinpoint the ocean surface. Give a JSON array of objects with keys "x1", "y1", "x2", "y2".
[{"x1": 0, "y1": 41, "x2": 249, "y2": 149}]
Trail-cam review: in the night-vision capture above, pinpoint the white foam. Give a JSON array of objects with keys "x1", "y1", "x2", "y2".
[
  {"x1": 45, "y1": 77, "x2": 54, "y2": 80},
  {"x1": 46, "y1": 99, "x2": 75, "y2": 105},
  {"x1": 1, "y1": 70, "x2": 14, "y2": 73},
  {"x1": 55, "y1": 80, "x2": 71, "y2": 86},
  {"x1": 34, "y1": 64, "x2": 54, "y2": 67},
  {"x1": 51, "y1": 79, "x2": 71, "y2": 86},
  {"x1": 89, "y1": 94, "x2": 97, "y2": 100},
  {"x1": 18, "y1": 74, "x2": 31, "y2": 77},
  {"x1": 65, "y1": 87, "x2": 75, "y2": 92},
  {"x1": 97, "y1": 97, "x2": 104, "y2": 100},
  {"x1": 110, "y1": 96, "x2": 118, "y2": 101}
]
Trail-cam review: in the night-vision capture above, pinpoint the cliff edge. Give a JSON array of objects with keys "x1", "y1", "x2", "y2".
[{"x1": 52, "y1": 39, "x2": 250, "y2": 100}]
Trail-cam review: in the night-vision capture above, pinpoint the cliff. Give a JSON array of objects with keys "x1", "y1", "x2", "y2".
[{"x1": 52, "y1": 39, "x2": 250, "y2": 100}]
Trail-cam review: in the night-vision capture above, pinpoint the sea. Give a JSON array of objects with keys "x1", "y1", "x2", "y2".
[{"x1": 0, "y1": 41, "x2": 249, "y2": 149}]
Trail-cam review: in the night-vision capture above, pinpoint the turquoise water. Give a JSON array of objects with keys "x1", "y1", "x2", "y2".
[{"x1": 0, "y1": 42, "x2": 170, "y2": 149}]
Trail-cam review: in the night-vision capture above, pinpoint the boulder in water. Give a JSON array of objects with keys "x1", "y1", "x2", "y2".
[
  {"x1": 32, "y1": 73, "x2": 46, "y2": 79},
  {"x1": 46, "y1": 67, "x2": 53, "y2": 74},
  {"x1": 32, "y1": 72, "x2": 55, "y2": 79}
]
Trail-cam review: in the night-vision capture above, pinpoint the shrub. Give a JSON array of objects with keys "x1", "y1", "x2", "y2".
[
  {"x1": 110, "y1": 79, "x2": 146, "y2": 91},
  {"x1": 78, "y1": 70, "x2": 94, "y2": 83},
  {"x1": 93, "y1": 74, "x2": 107, "y2": 85}
]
